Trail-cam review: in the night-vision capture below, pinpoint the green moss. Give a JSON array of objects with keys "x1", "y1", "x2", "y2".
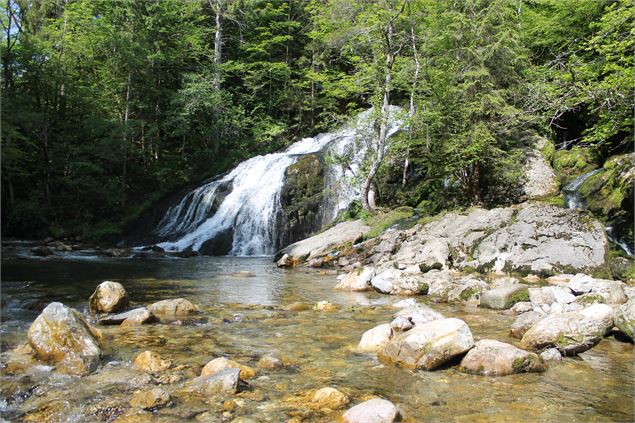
[
  {"x1": 575, "y1": 292, "x2": 606, "y2": 305},
  {"x1": 459, "y1": 286, "x2": 480, "y2": 301},
  {"x1": 419, "y1": 283, "x2": 430, "y2": 295},
  {"x1": 505, "y1": 288, "x2": 530, "y2": 308},
  {"x1": 540, "y1": 140, "x2": 556, "y2": 162},
  {"x1": 553, "y1": 147, "x2": 599, "y2": 184},
  {"x1": 539, "y1": 194, "x2": 565, "y2": 208},
  {"x1": 363, "y1": 207, "x2": 414, "y2": 239}
]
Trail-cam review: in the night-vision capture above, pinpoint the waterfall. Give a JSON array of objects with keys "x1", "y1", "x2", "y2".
[
  {"x1": 563, "y1": 168, "x2": 633, "y2": 257},
  {"x1": 152, "y1": 107, "x2": 402, "y2": 256},
  {"x1": 562, "y1": 169, "x2": 601, "y2": 209}
]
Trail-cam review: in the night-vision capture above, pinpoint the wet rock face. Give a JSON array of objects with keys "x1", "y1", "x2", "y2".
[
  {"x1": 147, "y1": 299, "x2": 198, "y2": 316},
  {"x1": 277, "y1": 154, "x2": 326, "y2": 249},
  {"x1": 521, "y1": 304, "x2": 614, "y2": 355},
  {"x1": 614, "y1": 298, "x2": 635, "y2": 341},
  {"x1": 378, "y1": 318, "x2": 474, "y2": 370},
  {"x1": 27, "y1": 302, "x2": 102, "y2": 376},
  {"x1": 88, "y1": 281, "x2": 129, "y2": 314},
  {"x1": 342, "y1": 398, "x2": 402, "y2": 423},
  {"x1": 459, "y1": 339, "x2": 547, "y2": 376},
  {"x1": 130, "y1": 387, "x2": 171, "y2": 410}
]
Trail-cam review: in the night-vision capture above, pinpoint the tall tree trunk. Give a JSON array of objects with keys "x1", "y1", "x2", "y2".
[
  {"x1": 362, "y1": 25, "x2": 395, "y2": 211},
  {"x1": 121, "y1": 72, "x2": 131, "y2": 204},
  {"x1": 213, "y1": 0, "x2": 223, "y2": 91}
]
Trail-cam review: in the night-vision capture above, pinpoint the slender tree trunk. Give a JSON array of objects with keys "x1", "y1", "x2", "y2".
[
  {"x1": 403, "y1": 25, "x2": 421, "y2": 187},
  {"x1": 121, "y1": 72, "x2": 131, "y2": 203},
  {"x1": 213, "y1": 0, "x2": 223, "y2": 91},
  {"x1": 362, "y1": 25, "x2": 395, "y2": 211}
]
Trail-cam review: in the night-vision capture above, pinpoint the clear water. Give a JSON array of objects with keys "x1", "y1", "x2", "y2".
[{"x1": 1, "y1": 256, "x2": 633, "y2": 422}]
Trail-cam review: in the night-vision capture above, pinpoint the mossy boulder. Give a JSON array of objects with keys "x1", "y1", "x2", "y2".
[
  {"x1": 578, "y1": 153, "x2": 634, "y2": 218},
  {"x1": 553, "y1": 146, "x2": 600, "y2": 184}
]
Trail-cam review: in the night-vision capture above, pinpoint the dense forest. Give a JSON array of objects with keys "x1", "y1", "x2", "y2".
[{"x1": 1, "y1": 0, "x2": 633, "y2": 241}]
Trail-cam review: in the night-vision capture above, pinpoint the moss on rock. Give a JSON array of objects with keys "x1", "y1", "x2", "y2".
[{"x1": 553, "y1": 146, "x2": 600, "y2": 184}]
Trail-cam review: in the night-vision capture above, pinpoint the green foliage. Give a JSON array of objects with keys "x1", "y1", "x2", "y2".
[{"x1": 363, "y1": 206, "x2": 414, "y2": 239}]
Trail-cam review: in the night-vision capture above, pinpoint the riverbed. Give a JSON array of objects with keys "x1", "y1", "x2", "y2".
[{"x1": 1, "y1": 255, "x2": 633, "y2": 422}]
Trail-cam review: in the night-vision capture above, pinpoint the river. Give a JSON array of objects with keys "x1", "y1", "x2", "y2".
[{"x1": 1, "y1": 255, "x2": 633, "y2": 422}]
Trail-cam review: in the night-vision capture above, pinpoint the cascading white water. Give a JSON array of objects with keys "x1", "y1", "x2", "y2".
[
  {"x1": 562, "y1": 169, "x2": 601, "y2": 209},
  {"x1": 154, "y1": 107, "x2": 403, "y2": 255}
]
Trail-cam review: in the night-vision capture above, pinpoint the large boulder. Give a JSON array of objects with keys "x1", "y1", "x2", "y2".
[
  {"x1": 378, "y1": 318, "x2": 474, "y2": 370},
  {"x1": 522, "y1": 148, "x2": 558, "y2": 198},
  {"x1": 393, "y1": 303, "x2": 444, "y2": 326},
  {"x1": 370, "y1": 268, "x2": 428, "y2": 295},
  {"x1": 459, "y1": 339, "x2": 546, "y2": 376},
  {"x1": 335, "y1": 267, "x2": 375, "y2": 292},
  {"x1": 528, "y1": 286, "x2": 576, "y2": 305},
  {"x1": 521, "y1": 304, "x2": 614, "y2": 355},
  {"x1": 147, "y1": 298, "x2": 198, "y2": 316},
  {"x1": 27, "y1": 302, "x2": 102, "y2": 376},
  {"x1": 342, "y1": 398, "x2": 402, "y2": 423},
  {"x1": 479, "y1": 285, "x2": 529, "y2": 310},
  {"x1": 88, "y1": 281, "x2": 129, "y2": 313},
  {"x1": 447, "y1": 276, "x2": 489, "y2": 303},
  {"x1": 567, "y1": 274, "x2": 627, "y2": 304},
  {"x1": 358, "y1": 324, "x2": 393, "y2": 353},
  {"x1": 614, "y1": 298, "x2": 635, "y2": 341}
]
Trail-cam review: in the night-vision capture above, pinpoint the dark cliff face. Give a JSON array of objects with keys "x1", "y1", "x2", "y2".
[{"x1": 276, "y1": 154, "x2": 328, "y2": 250}]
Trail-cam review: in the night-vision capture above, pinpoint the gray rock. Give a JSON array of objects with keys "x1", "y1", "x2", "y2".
[
  {"x1": 459, "y1": 339, "x2": 546, "y2": 376},
  {"x1": 393, "y1": 303, "x2": 444, "y2": 326},
  {"x1": 447, "y1": 277, "x2": 489, "y2": 303},
  {"x1": 378, "y1": 318, "x2": 474, "y2": 370},
  {"x1": 335, "y1": 267, "x2": 375, "y2": 292},
  {"x1": 567, "y1": 274, "x2": 627, "y2": 304},
  {"x1": 179, "y1": 368, "x2": 240, "y2": 396},
  {"x1": 371, "y1": 268, "x2": 427, "y2": 295},
  {"x1": 540, "y1": 348, "x2": 562, "y2": 362},
  {"x1": 422, "y1": 270, "x2": 453, "y2": 301},
  {"x1": 504, "y1": 302, "x2": 533, "y2": 316},
  {"x1": 98, "y1": 307, "x2": 158, "y2": 326},
  {"x1": 130, "y1": 387, "x2": 171, "y2": 410},
  {"x1": 342, "y1": 398, "x2": 402, "y2": 423},
  {"x1": 510, "y1": 311, "x2": 545, "y2": 339},
  {"x1": 521, "y1": 304, "x2": 614, "y2": 355},
  {"x1": 390, "y1": 316, "x2": 414, "y2": 332},
  {"x1": 522, "y1": 148, "x2": 558, "y2": 198},
  {"x1": 614, "y1": 298, "x2": 635, "y2": 341},
  {"x1": 147, "y1": 298, "x2": 198, "y2": 316},
  {"x1": 480, "y1": 284, "x2": 529, "y2": 310},
  {"x1": 88, "y1": 281, "x2": 129, "y2": 314},
  {"x1": 528, "y1": 286, "x2": 576, "y2": 305},
  {"x1": 27, "y1": 302, "x2": 101, "y2": 376},
  {"x1": 358, "y1": 324, "x2": 393, "y2": 353}
]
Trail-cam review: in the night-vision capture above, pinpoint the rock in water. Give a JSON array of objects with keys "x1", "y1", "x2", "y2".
[
  {"x1": 358, "y1": 324, "x2": 393, "y2": 353},
  {"x1": 459, "y1": 339, "x2": 546, "y2": 376},
  {"x1": 88, "y1": 281, "x2": 129, "y2": 313},
  {"x1": 147, "y1": 298, "x2": 198, "y2": 316},
  {"x1": 567, "y1": 274, "x2": 627, "y2": 304},
  {"x1": 179, "y1": 368, "x2": 240, "y2": 396},
  {"x1": 133, "y1": 351, "x2": 172, "y2": 372},
  {"x1": 311, "y1": 387, "x2": 349, "y2": 409},
  {"x1": 510, "y1": 311, "x2": 545, "y2": 339},
  {"x1": 479, "y1": 285, "x2": 529, "y2": 310},
  {"x1": 27, "y1": 302, "x2": 101, "y2": 376},
  {"x1": 342, "y1": 398, "x2": 402, "y2": 423},
  {"x1": 130, "y1": 387, "x2": 171, "y2": 410},
  {"x1": 98, "y1": 308, "x2": 158, "y2": 326},
  {"x1": 201, "y1": 357, "x2": 256, "y2": 380},
  {"x1": 393, "y1": 304, "x2": 444, "y2": 326},
  {"x1": 521, "y1": 304, "x2": 614, "y2": 355},
  {"x1": 335, "y1": 267, "x2": 375, "y2": 292},
  {"x1": 614, "y1": 298, "x2": 635, "y2": 341},
  {"x1": 370, "y1": 268, "x2": 428, "y2": 295},
  {"x1": 378, "y1": 318, "x2": 474, "y2": 370}
]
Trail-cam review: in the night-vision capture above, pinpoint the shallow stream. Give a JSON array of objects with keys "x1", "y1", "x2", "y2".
[{"x1": 1, "y1": 255, "x2": 633, "y2": 422}]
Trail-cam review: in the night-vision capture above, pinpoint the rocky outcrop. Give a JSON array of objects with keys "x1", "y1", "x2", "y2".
[
  {"x1": 480, "y1": 285, "x2": 529, "y2": 310},
  {"x1": 27, "y1": 302, "x2": 102, "y2": 376},
  {"x1": 342, "y1": 398, "x2": 402, "y2": 423},
  {"x1": 459, "y1": 339, "x2": 546, "y2": 376},
  {"x1": 523, "y1": 148, "x2": 558, "y2": 198},
  {"x1": 614, "y1": 298, "x2": 635, "y2": 341},
  {"x1": 276, "y1": 219, "x2": 369, "y2": 265},
  {"x1": 147, "y1": 298, "x2": 198, "y2": 316},
  {"x1": 521, "y1": 304, "x2": 614, "y2": 355},
  {"x1": 378, "y1": 318, "x2": 474, "y2": 370},
  {"x1": 88, "y1": 281, "x2": 129, "y2": 313},
  {"x1": 201, "y1": 357, "x2": 256, "y2": 380}
]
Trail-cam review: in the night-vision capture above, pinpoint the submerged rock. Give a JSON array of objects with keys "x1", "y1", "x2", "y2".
[
  {"x1": 335, "y1": 267, "x2": 375, "y2": 292},
  {"x1": 313, "y1": 300, "x2": 337, "y2": 311},
  {"x1": 27, "y1": 302, "x2": 102, "y2": 376},
  {"x1": 133, "y1": 351, "x2": 172, "y2": 372},
  {"x1": 378, "y1": 318, "x2": 474, "y2": 370},
  {"x1": 342, "y1": 398, "x2": 402, "y2": 423},
  {"x1": 614, "y1": 298, "x2": 635, "y2": 341},
  {"x1": 257, "y1": 355, "x2": 284, "y2": 370},
  {"x1": 179, "y1": 368, "x2": 241, "y2": 396},
  {"x1": 147, "y1": 298, "x2": 198, "y2": 316},
  {"x1": 311, "y1": 387, "x2": 350, "y2": 409},
  {"x1": 480, "y1": 285, "x2": 529, "y2": 310},
  {"x1": 89, "y1": 281, "x2": 129, "y2": 313},
  {"x1": 358, "y1": 324, "x2": 393, "y2": 353},
  {"x1": 201, "y1": 357, "x2": 256, "y2": 380},
  {"x1": 521, "y1": 304, "x2": 614, "y2": 355},
  {"x1": 98, "y1": 307, "x2": 158, "y2": 326},
  {"x1": 459, "y1": 339, "x2": 546, "y2": 376},
  {"x1": 130, "y1": 387, "x2": 171, "y2": 410}
]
